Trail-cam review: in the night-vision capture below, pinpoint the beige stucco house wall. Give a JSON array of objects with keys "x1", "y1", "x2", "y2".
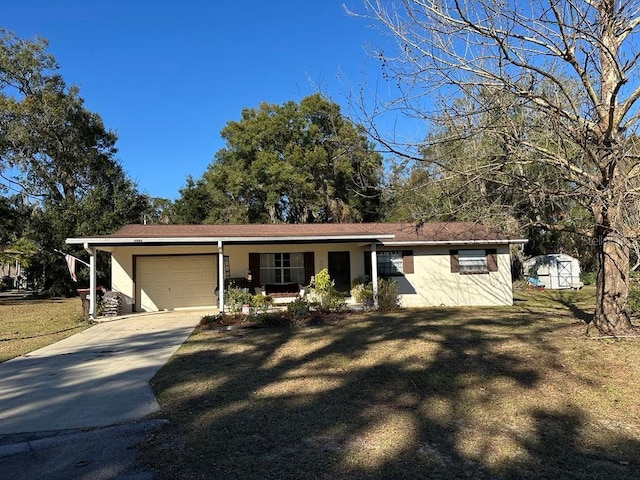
[
  {"x1": 396, "y1": 245, "x2": 513, "y2": 307},
  {"x1": 106, "y1": 242, "x2": 514, "y2": 313}
]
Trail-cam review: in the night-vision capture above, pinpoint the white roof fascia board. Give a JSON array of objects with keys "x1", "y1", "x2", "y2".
[
  {"x1": 66, "y1": 234, "x2": 396, "y2": 246},
  {"x1": 381, "y1": 239, "x2": 529, "y2": 246}
]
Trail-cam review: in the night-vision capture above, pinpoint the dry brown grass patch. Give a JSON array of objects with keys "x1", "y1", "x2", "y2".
[
  {"x1": 143, "y1": 287, "x2": 640, "y2": 479},
  {"x1": 0, "y1": 297, "x2": 87, "y2": 362}
]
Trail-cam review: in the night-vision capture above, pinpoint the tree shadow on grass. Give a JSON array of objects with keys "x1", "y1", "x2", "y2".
[
  {"x1": 518, "y1": 288, "x2": 595, "y2": 325},
  {"x1": 553, "y1": 297, "x2": 594, "y2": 325},
  {"x1": 0, "y1": 325, "x2": 85, "y2": 342},
  {"x1": 144, "y1": 309, "x2": 640, "y2": 479}
]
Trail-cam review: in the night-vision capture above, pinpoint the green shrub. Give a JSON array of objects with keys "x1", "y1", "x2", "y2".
[
  {"x1": 224, "y1": 287, "x2": 254, "y2": 313},
  {"x1": 287, "y1": 297, "x2": 310, "y2": 319},
  {"x1": 308, "y1": 268, "x2": 345, "y2": 312},
  {"x1": 251, "y1": 294, "x2": 273, "y2": 311},
  {"x1": 309, "y1": 268, "x2": 333, "y2": 296},
  {"x1": 351, "y1": 282, "x2": 374, "y2": 306},
  {"x1": 377, "y1": 278, "x2": 400, "y2": 312},
  {"x1": 581, "y1": 271, "x2": 596, "y2": 286},
  {"x1": 200, "y1": 313, "x2": 247, "y2": 326},
  {"x1": 628, "y1": 286, "x2": 640, "y2": 314},
  {"x1": 350, "y1": 278, "x2": 399, "y2": 311},
  {"x1": 321, "y1": 293, "x2": 348, "y2": 313}
]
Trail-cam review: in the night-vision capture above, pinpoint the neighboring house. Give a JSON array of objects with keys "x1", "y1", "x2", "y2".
[
  {"x1": 1, "y1": 251, "x2": 25, "y2": 289},
  {"x1": 66, "y1": 222, "x2": 527, "y2": 319}
]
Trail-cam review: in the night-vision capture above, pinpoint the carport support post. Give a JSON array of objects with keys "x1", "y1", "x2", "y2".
[
  {"x1": 84, "y1": 244, "x2": 97, "y2": 320},
  {"x1": 218, "y1": 240, "x2": 225, "y2": 314},
  {"x1": 371, "y1": 242, "x2": 378, "y2": 309}
]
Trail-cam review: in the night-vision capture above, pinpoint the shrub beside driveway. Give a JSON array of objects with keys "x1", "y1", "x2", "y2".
[{"x1": 142, "y1": 286, "x2": 640, "y2": 480}]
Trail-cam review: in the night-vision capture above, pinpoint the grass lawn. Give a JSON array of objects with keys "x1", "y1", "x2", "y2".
[
  {"x1": 0, "y1": 296, "x2": 88, "y2": 362},
  {"x1": 143, "y1": 286, "x2": 640, "y2": 479}
]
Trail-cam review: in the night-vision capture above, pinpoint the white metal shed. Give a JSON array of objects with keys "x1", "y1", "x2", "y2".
[{"x1": 523, "y1": 253, "x2": 582, "y2": 290}]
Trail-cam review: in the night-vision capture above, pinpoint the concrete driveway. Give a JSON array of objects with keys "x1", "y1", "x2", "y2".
[{"x1": 0, "y1": 310, "x2": 206, "y2": 435}]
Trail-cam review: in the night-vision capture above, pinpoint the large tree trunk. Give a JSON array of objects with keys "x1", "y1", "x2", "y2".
[
  {"x1": 589, "y1": 1, "x2": 637, "y2": 335},
  {"x1": 592, "y1": 228, "x2": 634, "y2": 335}
]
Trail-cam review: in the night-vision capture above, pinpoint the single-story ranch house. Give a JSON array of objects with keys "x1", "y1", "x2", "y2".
[{"x1": 66, "y1": 222, "x2": 527, "y2": 319}]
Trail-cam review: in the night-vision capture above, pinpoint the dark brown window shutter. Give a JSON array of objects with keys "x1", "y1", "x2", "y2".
[
  {"x1": 249, "y1": 253, "x2": 260, "y2": 285},
  {"x1": 402, "y1": 250, "x2": 414, "y2": 274},
  {"x1": 304, "y1": 252, "x2": 315, "y2": 285},
  {"x1": 450, "y1": 250, "x2": 459, "y2": 273},
  {"x1": 487, "y1": 249, "x2": 498, "y2": 272},
  {"x1": 364, "y1": 252, "x2": 372, "y2": 278}
]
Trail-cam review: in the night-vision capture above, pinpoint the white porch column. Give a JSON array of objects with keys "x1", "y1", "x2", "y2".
[
  {"x1": 218, "y1": 240, "x2": 225, "y2": 313},
  {"x1": 371, "y1": 242, "x2": 378, "y2": 309},
  {"x1": 84, "y1": 243, "x2": 97, "y2": 320}
]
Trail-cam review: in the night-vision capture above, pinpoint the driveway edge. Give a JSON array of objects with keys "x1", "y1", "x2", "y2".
[{"x1": 0, "y1": 419, "x2": 169, "y2": 459}]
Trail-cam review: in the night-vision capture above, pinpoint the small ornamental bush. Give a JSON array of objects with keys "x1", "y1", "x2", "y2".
[
  {"x1": 200, "y1": 313, "x2": 248, "y2": 326},
  {"x1": 322, "y1": 294, "x2": 348, "y2": 312},
  {"x1": 251, "y1": 294, "x2": 273, "y2": 311},
  {"x1": 224, "y1": 287, "x2": 254, "y2": 313},
  {"x1": 377, "y1": 278, "x2": 400, "y2": 311},
  {"x1": 351, "y1": 282, "x2": 374, "y2": 306},
  {"x1": 309, "y1": 269, "x2": 333, "y2": 296},
  {"x1": 287, "y1": 297, "x2": 310, "y2": 319},
  {"x1": 350, "y1": 277, "x2": 399, "y2": 311},
  {"x1": 308, "y1": 268, "x2": 346, "y2": 312}
]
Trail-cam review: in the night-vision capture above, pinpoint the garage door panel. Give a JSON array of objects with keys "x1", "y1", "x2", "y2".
[
  {"x1": 153, "y1": 273, "x2": 171, "y2": 283},
  {"x1": 170, "y1": 284, "x2": 188, "y2": 295},
  {"x1": 182, "y1": 258, "x2": 201, "y2": 269},
  {"x1": 185, "y1": 271, "x2": 203, "y2": 282},
  {"x1": 136, "y1": 255, "x2": 217, "y2": 312}
]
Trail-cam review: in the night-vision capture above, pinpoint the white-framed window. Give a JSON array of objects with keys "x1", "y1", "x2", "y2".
[
  {"x1": 260, "y1": 253, "x2": 305, "y2": 284},
  {"x1": 364, "y1": 250, "x2": 414, "y2": 277},
  {"x1": 458, "y1": 250, "x2": 488, "y2": 273},
  {"x1": 450, "y1": 249, "x2": 498, "y2": 274},
  {"x1": 377, "y1": 251, "x2": 405, "y2": 276}
]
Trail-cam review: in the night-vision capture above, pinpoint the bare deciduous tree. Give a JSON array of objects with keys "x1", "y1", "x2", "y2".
[{"x1": 353, "y1": 0, "x2": 640, "y2": 334}]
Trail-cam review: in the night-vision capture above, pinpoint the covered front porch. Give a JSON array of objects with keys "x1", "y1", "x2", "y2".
[{"x1": 67, "y1": 233, "x2": 389, "y2": 319}]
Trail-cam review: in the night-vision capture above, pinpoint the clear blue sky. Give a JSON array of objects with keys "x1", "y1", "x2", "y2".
[{"x1": 4, "y1": 1, "x2": 393, "y2": 200}]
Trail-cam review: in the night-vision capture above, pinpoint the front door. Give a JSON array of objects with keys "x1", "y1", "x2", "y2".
[{"x1": 328, "y1": 251, "x2": 351, "y2": 293}]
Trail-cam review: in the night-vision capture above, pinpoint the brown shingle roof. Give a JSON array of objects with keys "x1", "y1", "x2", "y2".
[
  {"x1": 108, "y1": 223, "x2": 387, "y2": 238},
  {"x1": 97, "y1": 222, "x2": 518, "y2": 244}
]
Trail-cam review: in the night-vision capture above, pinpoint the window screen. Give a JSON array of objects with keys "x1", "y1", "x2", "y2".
[
  {"x1": 458, "y1": 250, "x2": 488, "y2": 273},
  {"x1": 260, "y1": 253, "x2": 305, "y2": 284}
]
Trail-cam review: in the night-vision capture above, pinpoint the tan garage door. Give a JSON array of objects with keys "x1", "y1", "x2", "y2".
[{"x1": 136, "y1": 255, "x2": 217, "y2": 312}]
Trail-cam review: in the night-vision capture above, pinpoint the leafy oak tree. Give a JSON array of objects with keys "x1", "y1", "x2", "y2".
[
  {"x1": 0, "y1": 29, "x2": 148, "y2": 293},
  {"x1": 357, "y1": 1, "x2": 640, "y2": 335},
  {"x1": 172, "y1": 176, "x2": 214, "y2": 224},
  {"x1": 180, "y1": 94, "x2": 383, "y2": 224}
]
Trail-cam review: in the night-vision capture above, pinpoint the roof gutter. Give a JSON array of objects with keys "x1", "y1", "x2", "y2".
[{"x1": 381, "y1": 239, "x2": 529, "y2": 246}]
